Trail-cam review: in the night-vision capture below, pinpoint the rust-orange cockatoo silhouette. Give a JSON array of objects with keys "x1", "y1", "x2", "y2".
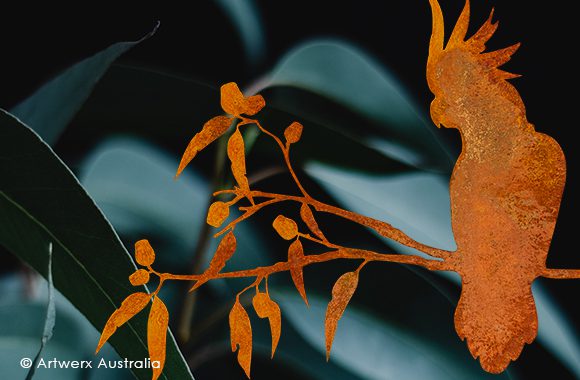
[{"x1": 426, "y1": 0, "x2": 567, "y2": 373}]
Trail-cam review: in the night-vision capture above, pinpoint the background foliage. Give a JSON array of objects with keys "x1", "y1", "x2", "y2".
[{"x1": 1, "y1": 1, "x2": 578, "y2": 379}]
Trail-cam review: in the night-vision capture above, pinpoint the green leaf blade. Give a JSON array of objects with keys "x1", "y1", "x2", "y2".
[
  {"x1": 10, "y1": 23, "x2": 158, "y2": 145},
  {"x1": 0, "y1": 109, "x2": 194, "y2": 380},
  {"x1": 257, "y1": 40, "x2": 454, "y2": 171},
  {"x1": 25, "y1": 243, "x2": 55, "y2": 380}
]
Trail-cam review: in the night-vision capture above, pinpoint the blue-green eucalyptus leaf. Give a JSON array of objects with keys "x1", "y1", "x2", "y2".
[
  {"x1": 79, "y1": 138, "x2": 270, "y2": 298},
  {"x1": 254, "y1": 40, "x2": 454, "y2": 170},
  {"x1": 0, "y1": 109, "x2": 194, "y2": 380},
  {"x1": 215, "y1": 0, "x2": 265, "y2": 65},
  {"x1": 275, "y1": 290, "x2": 507, "y2": 380},
  {"x1": 11, "y1": 23, "x2": 158, "y2": 145}
]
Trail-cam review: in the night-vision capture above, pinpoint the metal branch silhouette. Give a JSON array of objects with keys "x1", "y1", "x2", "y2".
[{"x1": 96, "y1": 1, "x2": 579, "y2": 378}]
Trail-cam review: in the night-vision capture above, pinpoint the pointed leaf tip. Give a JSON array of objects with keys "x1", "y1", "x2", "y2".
[
  {"x1": 325, "y1": 271, "x2": 359, "y2": 360},
  {"x1": 191, "y1": 231, "x2": 237, "y2": 291},
  {"x1": 228, "y1": 128, "x2": 251, "y2": 195},
  {"x1": 252, "y1": 292, "x2": 282, "y2": 358},
  {"x1": 148, "y1": 297, "x2": 169, "y2": 380},
  {"x1": 284, "y1": 121, "x2": 303, "y2": 144},
  {"x1": 176, "y1": 115, "x2": 232, "y2": 178},
  {"x1": 220, "y1": 82, "x2": 265, "y2": 116},
  {"x1": 288, "y1": 239, "x2": 308, "y2": 306},
  {"x1": 245, "y1": 94, "x2": 266, "y2": 116},
  {"x1": 96, "y1": 292, "x2": 151, "y2": 353},
  {"x1": 300, "y1": 203, "x2": 326, "y2": 241},
  {"x1": 229, "y1": 300, "x2": 253, "y2": 378},
  {"x1": 208, "y1": 231, "x2": 237, "y2": 275}
]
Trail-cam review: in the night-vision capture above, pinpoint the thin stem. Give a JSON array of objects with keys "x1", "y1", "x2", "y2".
[
  {"x1": 214, "y1": 189, "x2": 453, "y2": 261},
  {"x1": 541, "y1": 268, "x2": 580, "y2": 279},
  {"x1": 298, "y1": 232, "x2": 341, "y2": 249},
  {"x1": 217, "y1": 117, "x2": 452, "y2": 261},
  {"x1": 225, "y1": 194, "x2": 243, "y2": 207},
  {"x1": 309, "y1": 198, "x2": 453, "y2": 260},
  {"x1": 214, "y1": 198, "x2": 279, "y2": 237},
  {"x1": 159, "y1": 273, "x2": 200, "y2": 281},
  {"x1": 239, "y1": 117, "x2": 310, "y2": 198},
  {"x1": 355, "y1": 260, "x2": 369, "y2": 273},
  {"x1": 152, "y1": 278, "x2": 165, "y2": 296},
  {"x1": 236, "y1": 277, "x2": 263, "y2": 301},
  {"x1": 213, "y1": 189, "x2": 237, "y2": 196},
  {"x1": 283, "y1": 144, "x2": 310, "y2": 198},
  {"x1": 151, "y1": 247, "x2": 452, "y2": 289}
]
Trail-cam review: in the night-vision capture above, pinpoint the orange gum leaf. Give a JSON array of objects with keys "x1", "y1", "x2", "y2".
[
  {"x1": 221, "y1": 82, "x2": 248, "y2": 116},
  {"x1": 273, "y1": 215, "x2": 298, "y2": 240},
  {"x1": 245, "y1": 95, "x2": 265, "y2": 116},
  {"x1": 191, "y1": 231, "x2": 237, "y2": 291},
  {"x1": 300, "y1": 203, "x2": 326, "y2": 241},
  {"x1": 325, "y1": 271, "x2": 359, "y2": 360},
  {"x1": 288, "y1": 239, "x2": 308, "y2": 306},
  {"x1": 129, "y1": 269, "x2": 150, "y2": 286},
  {"x1": 284, "y1": 121, "x2": 303, "y2": 144},
  {"x1": 207, "y1": 201, "x2": 230, "y2": 227},
  {"x1": 135, "y1": 239, "x2": 155, "y2": 266},
  {"x1": 176, "y1": 115, "x2": 232, "y2": 178},
  {"x1": 229, "y1": 300, "x2": 253, "y2": 378},
  {"x1": 96, "y1": 292, "x2": 151, "y2": 353},
  {"x1": 148, "y1": 297, "x2": 169, "y2": 380},
  {"x1": 227, "y1": 129, "x2": 251, "y2": 199},
  {"x1": 207, "y1": 231, "x2": 237, "y2": 274},
  {"x1": 252, "y1": 291, "x2": 282, "y2": 358}
]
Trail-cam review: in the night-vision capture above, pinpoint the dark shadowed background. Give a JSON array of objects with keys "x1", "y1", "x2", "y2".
[{"x1": 0, "y1": 1, "x2": 578, "y2": 379}]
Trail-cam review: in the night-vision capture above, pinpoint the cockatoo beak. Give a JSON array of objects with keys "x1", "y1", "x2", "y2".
[{"x1": 430, "y1": 98, "x2": 444, "y2": 128}]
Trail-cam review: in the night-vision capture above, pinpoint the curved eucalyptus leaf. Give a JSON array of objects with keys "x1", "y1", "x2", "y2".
[
  {"x1": 0, "y1": 303, "x2": 85, "y2": 380},
  {"x1": 0, "y1": 274, "x2": 133, "y2": 380},
  {"x1": 215, "y1": 0, "x2": 265, "y2": 65},
  {"x1": 236, "y1": 312, "x2": 365, "y2": 380},
  {"x1": 60, "y1": 65, "x2": 409, "y2": 176},
  {"x1": 532, "y1": 284, "x2": 580, "y2": 379},
  {"x1": 253, "y1": 40, "x2": 454, "y2": 170},
  {"x1": 0, "y1": 110, "x2": 194, "y2": 380},
  {"x1": 79, "y1": 138, "x2": 270, "y2": 296},
  {"x1": 275, "y1": 290, "x2": 506, "y2": 380},
  {"x1": 25, "y1": 243, "x2": 55, "y2": 380},
  {"x1": 80, "y1": 138, "x2": 210, "y2": 266},
  {"x1": 10, "y1": 23, "x2": 158, "y2": 145}
]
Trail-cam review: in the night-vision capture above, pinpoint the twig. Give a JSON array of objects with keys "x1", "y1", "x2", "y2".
[
  {"x1": 239, "y1": 117, "x2": 310, "y2": 198},
  {"x1": 213, "y1": 189, "x2": 453, "y2": 261},
  {"x1": 541, "y1": 268, "x2": 580, "y2": 279},
  {"x1": 150, "y1": 247, "x2": 451, "y2": 290}
]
